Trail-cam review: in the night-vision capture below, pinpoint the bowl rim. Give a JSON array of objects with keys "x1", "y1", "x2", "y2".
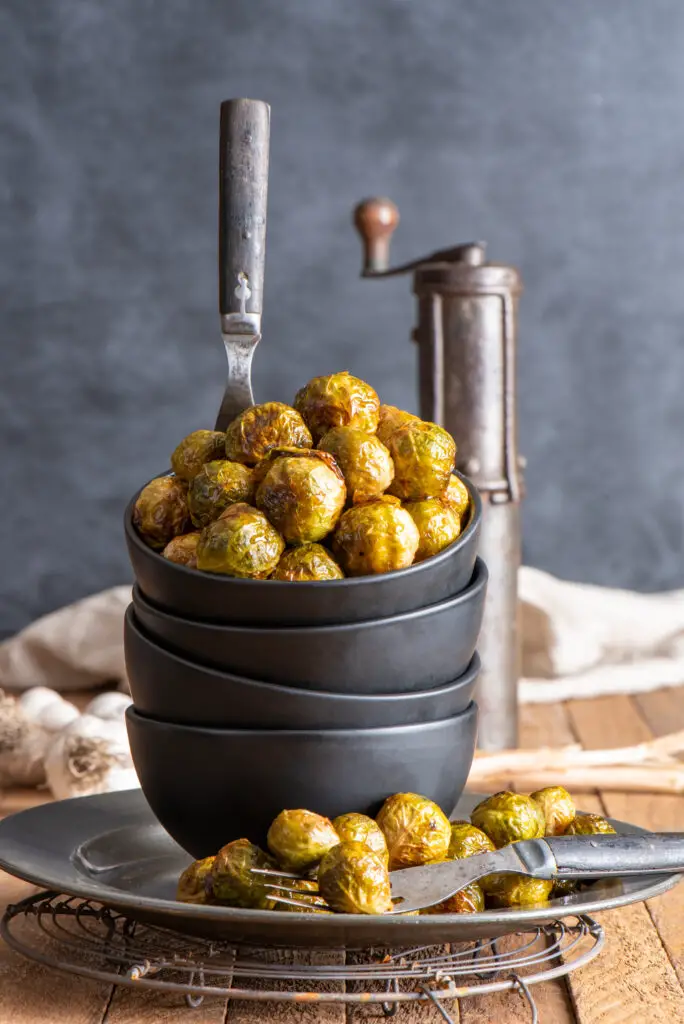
[
  {"x1": 124, "y1": 468, "x2": 482, "y2": 590},
  {"x1": 131, "y1": 556, "x2": 488, "y2": 635},
  {"x1": 125, "y1": 604, "x2": 481, "y2": 702},
  {"x1": 126, "y1": 700, "x2": 478, "y2": 738}
]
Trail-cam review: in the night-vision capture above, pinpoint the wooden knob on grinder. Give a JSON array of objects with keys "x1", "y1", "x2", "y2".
[{"x1": 353, "y1": 198, "x2": 400, "y2": 274}]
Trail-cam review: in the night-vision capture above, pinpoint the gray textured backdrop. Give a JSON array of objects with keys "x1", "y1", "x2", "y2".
[{"x1": 2, "y1": 1, "x2": 684, "y2": 638}]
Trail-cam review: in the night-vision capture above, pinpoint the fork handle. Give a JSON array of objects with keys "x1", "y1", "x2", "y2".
[{"x1": 541, "y1": 833, "x2": 684, "y2": 879}]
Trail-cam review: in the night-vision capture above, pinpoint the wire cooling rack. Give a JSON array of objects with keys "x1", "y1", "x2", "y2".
[{"x1": 2, "y1": 891, "x2": 603, "y2": 1023}]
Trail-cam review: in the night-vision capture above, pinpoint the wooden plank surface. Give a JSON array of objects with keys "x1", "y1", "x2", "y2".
[{"x1": 1, "y1": 691, "x2": 683, "y2": 1023}]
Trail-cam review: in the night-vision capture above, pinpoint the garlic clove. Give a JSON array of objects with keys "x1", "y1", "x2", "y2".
[
  {"x1": 44, "y1": 713, "x2": 138, "y2": 801},
  {"x1": 18, "y1": 687, "x2": 80, "y2": 733},
  {"x1": 84, "y1": 691, "x2": 132, "y2": 721}
]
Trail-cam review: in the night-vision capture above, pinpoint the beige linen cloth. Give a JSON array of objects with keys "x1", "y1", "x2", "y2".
[{"x1": 1, "y1": 569, "x2": 684, "y2": 702}]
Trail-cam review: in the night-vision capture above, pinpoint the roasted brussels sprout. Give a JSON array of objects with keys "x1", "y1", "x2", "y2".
[
  {"x1": 376, "y1": 405, "x2": 420, "y2": 446},
  {"x1": 531, "y1": 786, "x2": 576, "y2": 837},
  {"x1": 225, "y1": 403, "x2": 312, "y2": 465},
  {"x1": 196, "y1": 503, "x2": 284, "y2": 577},
  {"x1": 176, "y1": 856, "x2": 215, "y2": 904},
  {"x1": 209, "y1": 839, "x2": 276, "y2": 908},
  {"x1": 483, "y1": 874, "x2": 554, "y2": 908},
  {"x1": 386, "y1": 421, "x2": 456, "y2": 501},
  {"x1": 376, "y1": 792, "x2": 452, "y2": 869},
  {"x1": 422, "y1": 881, "x2": 485, "y2": 915},
  {"x1": 187, "y1": 460, "x2": 255, "y2": 528},
  {"x1": 444, "y1": 474, "x2": 470, "y2": 520},
  {"x1": 256, "y1": 450, "x2": 346, "y2": 544},
  {"x1": 332, "y1": 813, "x2": 389, "y2": 864},
  {"x1": 331, "y1": 497, "x2": 420, "y2": 576},
  {"x1": 267, "y1": 809, "x2": 340, "y2": 871},
  {"x1": 171, "y1": 430, "x2": 227, "y2": 481},
  {"x1": 317, "y1": 427, "x2": 394, "y2": 504},
  {"x1": 272, "y1": 543, "x2": 344, "y2": 581},
  {"x1": 552, "y1": 879, "x2": 580, "y2": 898},
  {"x1": 162, "y1": 531, "x2": 201, "y2": 568},
  {"x1": 470, "y1": 792, "x2": 546, "y2": 848},
  {"x1": 404, "y1": 498, "x2": 461, "y2": 561},
  {"x1": 294, "y1": 372, "x2": 380, "y2": 443},
  {"x1": 565, "y1": 813, "x2": 616, "y2": 836},
  {"x1": 133, "y1": 475, "x2": 190, "y2": 550},
  {"x1": 318, "y1": 841, "x2": 393, "y2": 914},
  {"x1": 447, "y1": 820, "x2": 496, "y2": 860}
]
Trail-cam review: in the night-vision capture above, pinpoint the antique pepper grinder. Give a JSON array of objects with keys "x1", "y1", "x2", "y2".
[{"x1": 354, "y1": 198, "x2": 524, "y2": 751}]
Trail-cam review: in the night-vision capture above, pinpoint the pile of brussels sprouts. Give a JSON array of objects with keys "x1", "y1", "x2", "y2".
[
  {"x1": 132, "y1": 371, "x2": 471, "y2": 580},
  {"x1": 176, "y1": 788, "x2": 617, "y2": 915}
]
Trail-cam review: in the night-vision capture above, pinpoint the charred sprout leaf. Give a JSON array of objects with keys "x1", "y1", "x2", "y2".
[
  {"x1": 209, "y1": 839, "x2": 276, "y2": 908},
  {"x1": 162, "y1": 531, "x2": 201, "y2": 568},
  {"x1": 531, "y1": 786, "x2": 576, "y2": 837},
  {"x1": 267, "y1": 809, "x2": 340, "y2": 871},
  {"x1": 376, "y1": 405, "x2": 420, "y2": 446},
  {"x1": 386, "y1": 421, "x2": 456, "y2": 501},
  {"x1": 225, "y1": 403, "x2": 312, "y2": 465},
  {"x1": 444, "y1": 474, "x2": 470, "y2": 520},
  {"x1": 196, "y1": 503, "x2": 284, "y2": 577},
  {"x1": 294, "y1": 372, "x2": 380, "y2": 443},
  {"x1": 564, "y1": 813, "x2": 616, "y2": 836},
  {"x1": 332, "y1": 813, "x2": 389, "y2": 864},
  {"x1": 332, "y1": 498, "x2": 419, "y2": 576},
  {"x1": 187, "y1": 460, "x2": 255, "y2": 528},
  {"x1": 376, "y1": 792, "x2": 451, "y2": 870},
  {"x1": 404, "y1": 498, "x2": 461, "y2": 561},
  {"x1": 256, "y1": 451, "x2": 346, "y2": 545},
  {"x1": 448, "y1": 820, "x2": 496, "y2": 860},
  {"x1": 318, "y1": 841, "x2": 393, "y2": 914},
  {"x1": 176, "y1": 856, "x2": 215, "y2": 904},
  {"x1": 272, "y1": 543, "x2": 344, "y2": 581},
  {"x1": 317, "y1": 427, "x2": 394, "y2": 504},
  {"x1": 133, "y1": 476, "x2": 190, "y2": 550},
  {"x1": 552, "y1": 878, "x2": 580, "y2": 898},
  {"x1": 171, "y1": 430, "x2": 227, "y2": 481},
  {"x1": 422, "y1": 881, "x2": 485, "y2": 915},
  {"x1": 483, "y1": 873, "x2": 554, "y2": 908},
  {"x1": 470, "y1": 791, "x2": 546, "y2": 848}
]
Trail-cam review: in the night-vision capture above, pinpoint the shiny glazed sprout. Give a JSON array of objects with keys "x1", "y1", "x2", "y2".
[
  {"x1": 565, "y1": 813, "x2": 616, "y2": 836},
  {"x1": 171, "y1": 430, "x2": 227, "y2": 481},
  {"x1": 256, "y1": 450, "x2": 346, "y2": 544},
  {"x1": 470, "y1": 791, "x2": 546, "y2": 848},
  {"x1": 376, "y1": 792, "x2": 452, "y2": 870},
  {"x1": 272, "y1": 543, "x2": 344, "y2": 581},
  {"x1": 225, "y1": 403, "x2": 312, "y2": 465},
  {"x1": 267, "y1": 809, "x2": 340, "y2": 871},
  {"x1": 209, "y1": 839, "x2": 276, "y2": 908},
  {"x1": 196, "y1": 503, "x2": 284, "y2": 577},
  {"x1": 444, "y1": 474, "x2": 470, "y2": 520},
  {"x1": 404, "y1": 498, "x2": 461, "y2": 561},
  {"x1": 294, "y1": 372, "x2": 380, "y2": 443},
  {"x1": 422, "y1": 881, "x2": 485, "y2": 915},
  {"x1": 376, "y1": 405, "x2": 420, "y2": 446},
  {"x1": 331, "y1": 497, "x2": 420, "y2": 576},
  {"x1": 162, "y1": 531, "x2": 201, "y2": 568},
  {"x1": 447, "y1": 820, "x2": 496, "y2": 860},
  {"x1": 318, "y1": 841, "x2": 393, "y2": 915},
  {"x1": 332, "y1": 813, "x2": 389, "y2": 864},
  {"x1": 317, "y1": 426, "x2": 394, "y2": 504},
  {"x1": 531, "y1": 786, "x2": 576, "y2": 837},
  {"x1": 176, "y1": 856, "x2": 215, "y2": 904},
  {"x1": 133, "y1": 475, "x2": 190, "y2": 550},
  {"x1": 187, "y1": 460, "x2": 255, "y2": 528},
  {"x1": 483, "y1": 874, "x2": 554, "y2": 908},
  {"x1": 386, "y1": 420, "x2": 456, "y2": 501}
]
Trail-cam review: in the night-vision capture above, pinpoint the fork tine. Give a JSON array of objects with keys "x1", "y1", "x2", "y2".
[{"x1": 251, "y1": 867, "x2": 303, "y2": 880}]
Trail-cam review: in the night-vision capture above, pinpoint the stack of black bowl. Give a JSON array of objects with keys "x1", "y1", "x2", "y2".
[{"x1": 123, "y1": 472, "x2": 487, "y2": 860}]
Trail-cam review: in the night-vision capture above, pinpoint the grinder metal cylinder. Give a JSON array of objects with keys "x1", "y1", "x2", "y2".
[{"x1": 354, "y1": 199, "x2": 524, "y2": 751}]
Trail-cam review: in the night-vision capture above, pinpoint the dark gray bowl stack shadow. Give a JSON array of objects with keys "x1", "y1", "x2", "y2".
[{"x1": 123, "y1": 470, "x2": 487, "y2": 858}]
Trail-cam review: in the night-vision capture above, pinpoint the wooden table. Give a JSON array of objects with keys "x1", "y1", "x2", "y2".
[{"x1": 1, "y1": 690, "x2": 683, "y2": 1023}]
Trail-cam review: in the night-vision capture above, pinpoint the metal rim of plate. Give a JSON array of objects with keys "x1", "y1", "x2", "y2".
[{"x1": 2, "y1": 892, "x2": 604, "y2": 1024}]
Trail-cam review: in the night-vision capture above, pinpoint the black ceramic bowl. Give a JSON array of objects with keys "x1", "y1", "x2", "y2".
[
  {"x1": 131, "y1": 557, "x2": 487, "y2": 694},
  {"x1": 125, "y1": 702, "x2": 479, "y2": 858},
  {"x1": 124, "y1": 470, "x2": 481, "y2": 626},
  {"x1": 124, "y1": 605, "x2": 481, "y2": 729}
]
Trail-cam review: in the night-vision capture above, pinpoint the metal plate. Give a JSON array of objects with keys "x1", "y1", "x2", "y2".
[{"x1": 0, "y1": 789, "x2": 680, "y2": 948}]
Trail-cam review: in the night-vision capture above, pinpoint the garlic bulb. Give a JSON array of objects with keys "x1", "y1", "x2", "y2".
[
  {"x1": 84, "y1": 691, "x2": 132, "y2": 721},
  {"x1": 44, "y1": 713, "x2": 139, "y2": 800},
  {"x1": 0, "y1": 687, "x2": 80, "y2": 787}
]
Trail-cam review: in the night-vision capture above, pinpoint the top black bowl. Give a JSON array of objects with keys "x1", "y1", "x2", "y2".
[{"x1": 124, "y1": 470, "x2": 481, "y2": 626}]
